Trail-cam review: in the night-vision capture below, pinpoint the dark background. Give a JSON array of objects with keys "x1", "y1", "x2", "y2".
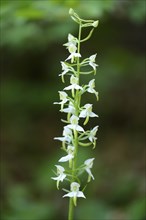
[{"x1": 1, "y1": 0, "x2": 146, "y2": 220}]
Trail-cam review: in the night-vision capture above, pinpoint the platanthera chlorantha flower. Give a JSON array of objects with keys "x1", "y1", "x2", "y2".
[
  {"x1": 66, "y1": 115, "x2": 84, "y2": 132},
  {"x1": 84, "y1": 158, "x2": 95, "y2": 182},
  {"x1": 54, "y1": 126, "x2": 73, "y2": 144},
  {"x1": 66, "y1": 50, "x2": 81, "y2": 64},
  {"x1": 64, "y1": 33, "x2": 77, "y2": 48},
  {"x1": 64, "y1": 75, "x2": 83, "y2": 97},
  {"x1": 59, "y1": 62, "x2": 74, "y2": 83},
  {"x1": 64, "y1": 34, "x2": 81, "y2": 63},
  {"x1": 63, "y1": 182, "x2": 86, "y2": 206},
  {"x1": 59, "y1": 145, "x2": 74, "y2": 162},
  {"x1": 87, "y1": 79, "x2": 99, "y2": 100},
  {"x1": 79, "y1": 104, "x2": 98, "y2": 125},
  {"x1": 88, "y1": 126, "x2": 99, "y2": 143},
  {"x1": 61, "y1": 101, "x2": 76, "y2": 115},
  {"x1": 54, "y1": 91, "x2": 69, "y2": 110},
  {"x1": 89, "y1": 54, "x2": 98, "y2": 71},
  {"x1": 51, "y1": 165, "x2": 66, "y2": 189}
]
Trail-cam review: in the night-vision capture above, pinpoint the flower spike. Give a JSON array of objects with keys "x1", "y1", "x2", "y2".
[{"x1": 52, "y1": 8, "x2": 99, "y2": 216}]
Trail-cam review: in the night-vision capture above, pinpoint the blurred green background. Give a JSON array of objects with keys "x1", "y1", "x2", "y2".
[{"x1": 1, "y1": 0, "x2": 146, "y2": 220}]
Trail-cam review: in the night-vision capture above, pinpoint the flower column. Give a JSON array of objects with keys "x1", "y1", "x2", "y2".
[{"x1": 52, "y1": 8, "x2": 99, "y2": 220}]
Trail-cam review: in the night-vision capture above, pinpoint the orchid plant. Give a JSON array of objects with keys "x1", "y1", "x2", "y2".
[{"x1": 52, "y1": 8, "x2": 99, "y2": 220}]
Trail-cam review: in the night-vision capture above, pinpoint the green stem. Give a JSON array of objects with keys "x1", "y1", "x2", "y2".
[
  {"x1": 68, "y1": 22, "x2": 82, "y2": 220},
  {"x1": 77, "y1": 23, "x2": 82, "y2": 78},
  {"x1": 68, "y1": 198, "x2": 74, "y2": 220}
]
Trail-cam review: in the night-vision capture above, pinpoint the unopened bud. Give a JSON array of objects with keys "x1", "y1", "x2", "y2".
[
  {"x1": 92, "y1": 20, "x2": 99, "y2": 28},
  {"x1": 69, "y1": 8, "x2": 74, "y2": 15}
]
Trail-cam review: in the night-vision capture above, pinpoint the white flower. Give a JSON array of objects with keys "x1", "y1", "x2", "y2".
[
  {"x1": 79, "y1": 104, "x2": 98, "y2": 118},
  {"x1": 68, "y1": 43, "x2": 77, "y2": 53},
  {"x1": 88, "y1": 126, "x2": 98, "y2": 142},
  {"x1": 59, "y1": 62, "x2": 74, "y2": 82},
  {"x1": 54, "y1": 91, "x2": 69, "y2": 110},
  {"x1": 89, "y1": 54, "x2": 98, "y2": 70},
  {"x1": 61, "y1": 101, "x2": 76, "y2": 114},
  {"x1": 64, "y1": 75, "x2": 83, "y2": 97},
  {"x1": 64, "y1": 34, "x2": 78, "y2": 54},
  {"x1": 66, "y1": 51, "x2": 81, "y2": 63},
  {"x1": 66, "y1": 115, "x2": 84, "y2": 132},
  {"x1": 54, "y1": 127, "x2": 72, "y2": 143},
  {"x1": 51, "y1": 165, "x2": 66, "y2": 189},
  {"x1": 59, "y1": 91, "x2": 68, "y2": 102},
  {"x1": 87, "y1": 79, "x2": 99, "y2": 100},
  {"x1": 59, "y1": 145, "x2": 74, "y2": 162},
  {"x1": 64, "y1": 34, "x2": 81, "y2": 63},
  {"x1": 84, "y1": 158, "x2": 95, "y2": 182},
  {"x1": 63, "y1": 126, "x2": 72, "y2": 136},
  {"x1": 64, "y1": 33, "x2": 77, "y2": 48},
  {"x1": 63, "y1": 182, "x2": 86, "y2": 206}
]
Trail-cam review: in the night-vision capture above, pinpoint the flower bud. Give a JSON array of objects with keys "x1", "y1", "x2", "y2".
[
  {"x1": 69, "y1": 8, "x2": 74, "y2": 15},
  {"x1": 92, "y1": 20, "x2": 99, "y2": 28}
]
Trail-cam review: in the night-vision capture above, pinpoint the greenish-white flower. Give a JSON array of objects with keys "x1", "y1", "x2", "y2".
[
  {"x1": 64, "y1": 33, "x2": 77, "y2": 48},
  {"x1": 88, "y1": 126, "x2": 98, "y2": 142},
  {"x1": 66, "y1": 115, "x2": 84, "y2": 132},
  {"x1": 51, "y1": 165, "x2": 66, "y2": 189},
  {"x1": 64, "y1": 75, "x2": 83, "y2": 97},
  {"x1": 54, "y1": 126, "x2": 72, "y2": 144},
  {"x1": 64, "y1": 33, "x2": 81, "y2": 63},
  {"x1": 59, "y1": 145, "x2": 74, "y2": 162},
  {"x1": 66, "y1": 51, "x2": 81, "y2": 63},
  {"x1": 59, "y1": 62, "x2": 74, "y2": 82},
  {"x1": 54, "y1": 91, "x2": 69, "y2": 110},
  {"x1": 79, "y1": 104, "x2": 98, "y2": 118},
  {"x1": 63, "y1": 182, "x2": 86, "y2": 206},
  {"x1": 61, "y1": 101, "x2": 76, "y2": 114},
  {"x1": 89, "y1": 54, "x2": 98, "y2": 70},
  {"x1": 87, "y1": 79, "x2": 99, "y2": 100},
  {"x1": 84, "y1": 158, "x2": 95, "y2": 182}
]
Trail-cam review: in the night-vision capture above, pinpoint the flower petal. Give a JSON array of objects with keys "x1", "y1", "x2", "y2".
[
  {"x1": 77, "y1": 191, "x2": 86, "y2": 198},
  {"x1": 89, "y1": 112, "x2": 98, "y2": 117},
  {"x1": 64, "y1": 85, "x2": 73, "y2": 90},
  {"x1": 59, "y1": 154, "x2": 74, "y2": 162},
  {"x1": 76, "y1": 125, "x2": 84, "y2": 132},
  {"x1": 63, "y1": 192, "x2": 74, "y2": 198}
]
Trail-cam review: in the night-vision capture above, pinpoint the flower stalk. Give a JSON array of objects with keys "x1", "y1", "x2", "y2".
[{"x1": 52, "y1": 8, "x2": 99, "y2": 220}]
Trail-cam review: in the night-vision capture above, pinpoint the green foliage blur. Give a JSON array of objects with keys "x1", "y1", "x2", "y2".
[{"x1": 1, "y1": 0, "x2": 146, "y2": 220}]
